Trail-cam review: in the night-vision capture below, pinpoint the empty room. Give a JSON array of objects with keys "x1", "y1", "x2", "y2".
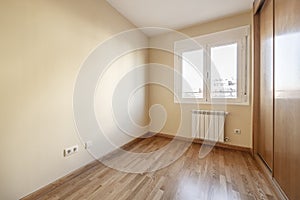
[{"x1": 0, "y1": 0, "x2": 299, "y2": 199}]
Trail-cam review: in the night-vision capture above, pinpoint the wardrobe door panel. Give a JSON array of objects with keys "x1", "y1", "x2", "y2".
[
  {"x1": 258, "y1": 0, "x2": 274, "y2": 170},
  {"x1": 274, "y1": 0, "x2": 300, "y2": 199}
]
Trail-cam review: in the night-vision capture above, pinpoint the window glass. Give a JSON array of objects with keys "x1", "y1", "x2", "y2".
[
  {"x1": 182, "y1": 49, "x2": 204, "y2": 98},
  {"x1": 210, "y1": 43, "x2": 238, "y2": 99}
]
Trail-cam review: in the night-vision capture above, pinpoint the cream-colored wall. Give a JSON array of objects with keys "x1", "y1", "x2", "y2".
[
  {"x1": 0, "y1": 2, "x2": 253, "y2": 198},
  {"x1": 149, "y1": 12, "x2": 253, "y2": 148},
  {"x1": 0, "y1": 0, "x2": 148, "y2": 199}
]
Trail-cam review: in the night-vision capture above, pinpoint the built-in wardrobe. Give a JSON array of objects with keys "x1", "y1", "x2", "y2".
[{"x1": 253, "y1": 0, "x2": 300, "y2": 199}]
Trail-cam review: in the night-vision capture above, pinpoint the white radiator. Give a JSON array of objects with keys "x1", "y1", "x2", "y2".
[{"x1": 192, "y1": 110, "x2": 228, "y2": 142}]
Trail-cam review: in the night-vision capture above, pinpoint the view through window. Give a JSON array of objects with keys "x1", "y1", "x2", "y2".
[{"x1": 210, "y1": 43, "x2": 238, "y2": 99}]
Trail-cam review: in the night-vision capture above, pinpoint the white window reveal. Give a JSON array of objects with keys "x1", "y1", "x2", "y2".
[{"x1": 174, "y1": 26, "x2": 250, "y2": 105}]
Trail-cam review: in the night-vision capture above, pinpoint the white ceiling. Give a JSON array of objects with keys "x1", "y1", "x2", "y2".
[{"x1": 107, "y1": 0, "x2": 253, "y2": 36}]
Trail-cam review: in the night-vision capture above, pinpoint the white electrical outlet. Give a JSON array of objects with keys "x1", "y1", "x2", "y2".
[
  {"x1": 64, "y1": 147, "x2": 73, "y2": 157},
  {"x1": 64, "y1": 145, "x2": 79, "y2": 157},
  {"x1": 234, "y1": 129, "x2": 241, "y2": 134},
  {"x1": 224, "y1": 137, "x2": 230, "y2": 142},
  {"x1": 72, "y1": 145, "x2": 78, "y2": 153}
]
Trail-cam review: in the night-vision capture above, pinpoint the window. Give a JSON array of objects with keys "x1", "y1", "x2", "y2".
[
  {"x1": 182, "y1": 49, "x2": 204, "y2": 98},
  {"x1": 174, "y1": 26, "x2": 250, "y2": 105}
]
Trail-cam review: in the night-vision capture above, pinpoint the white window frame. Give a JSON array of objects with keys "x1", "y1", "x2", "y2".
[{"x1": 174, "y1": 25, "x2": 250, "y2": 105}]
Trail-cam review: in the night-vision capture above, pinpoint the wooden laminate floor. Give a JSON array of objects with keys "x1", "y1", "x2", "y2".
[{"x1": 23, "y1": 136, "x2": 277, "y2": 200}]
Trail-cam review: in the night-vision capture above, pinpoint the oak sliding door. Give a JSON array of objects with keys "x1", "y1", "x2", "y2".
[
  {"x1": 258, "y1": 0, "x2": 273, "y2": 171},
  {"x1": 274, "y1": 0, "x2": 300, "y2": 199},
  {"x1": 255, "y1": 0, "x2": 300, "y2": 198}
]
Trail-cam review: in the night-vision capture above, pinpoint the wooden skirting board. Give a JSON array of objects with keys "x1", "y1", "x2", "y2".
[{"x1": 155, "y1": 132, "x2": 252, "y2": 153}]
